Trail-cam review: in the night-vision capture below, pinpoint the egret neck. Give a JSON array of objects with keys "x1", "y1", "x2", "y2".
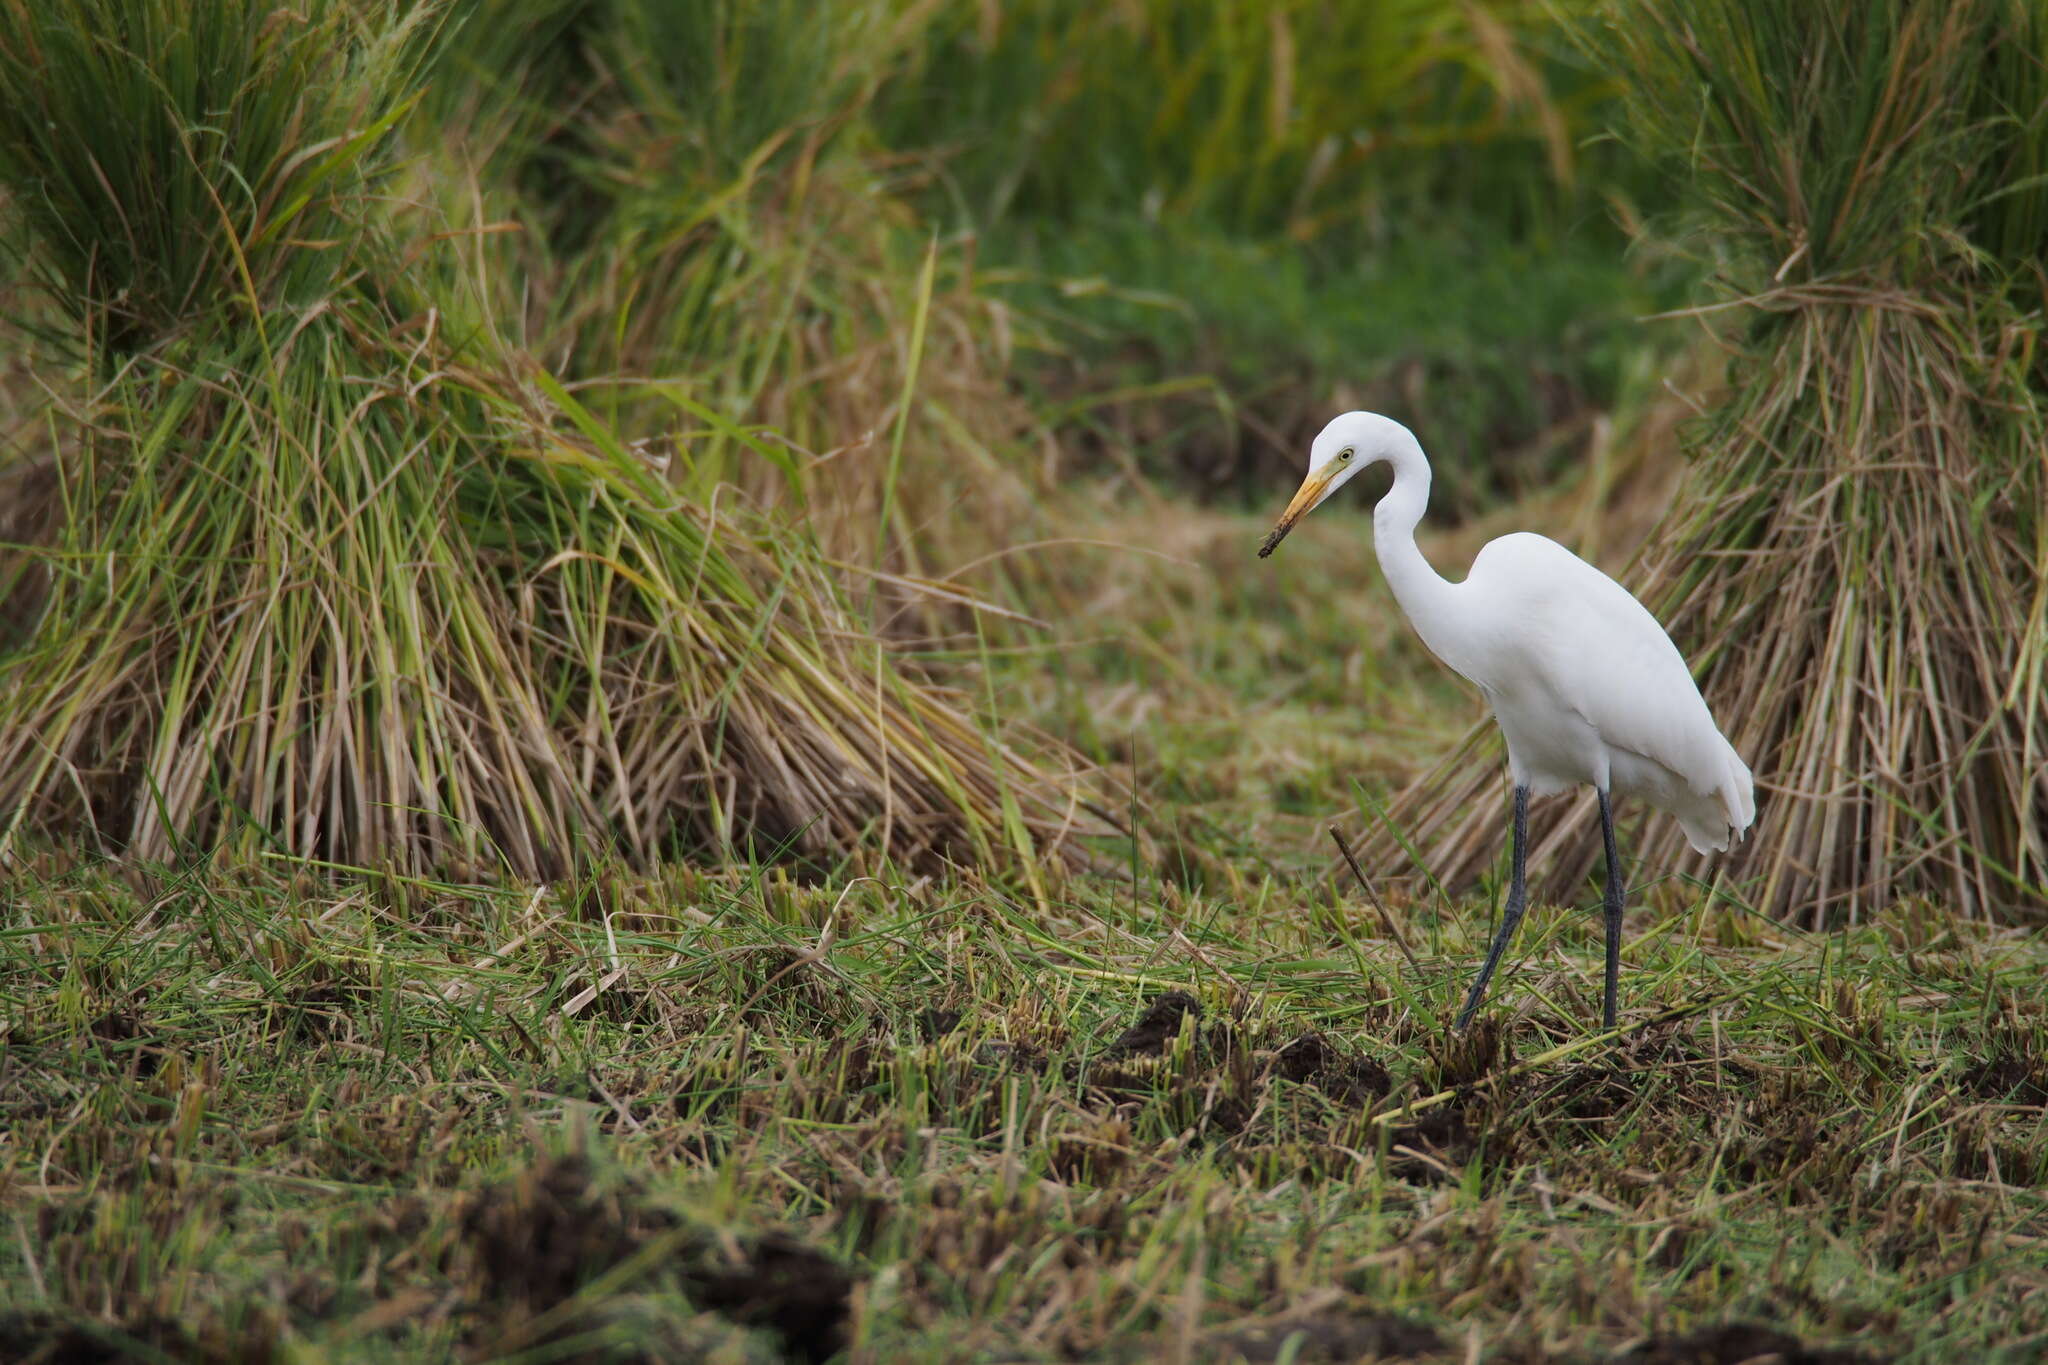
[{"x1": 1369, "y1": 436, "x2": 1464, "y2": 671}]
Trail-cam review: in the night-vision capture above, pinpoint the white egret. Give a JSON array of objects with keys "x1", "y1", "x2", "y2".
[{"x1": 1259, "y1": 412, "x2": 1754, "y2": 1030}]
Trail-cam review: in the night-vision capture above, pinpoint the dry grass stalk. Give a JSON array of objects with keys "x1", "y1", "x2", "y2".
[{"x1": 0, "y1": 336, "x2": 1112, "y2": 880}]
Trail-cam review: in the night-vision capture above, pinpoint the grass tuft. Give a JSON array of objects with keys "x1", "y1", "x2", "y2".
[{"x1": 0, "y1": 0, "x2": 429, "y2": 354}]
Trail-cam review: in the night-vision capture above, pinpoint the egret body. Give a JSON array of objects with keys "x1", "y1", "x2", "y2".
[{"x1": 1259, "y1": 412, "x2": 1754, "y2": 1030}]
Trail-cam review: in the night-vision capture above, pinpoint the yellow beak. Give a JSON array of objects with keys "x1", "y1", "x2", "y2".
[{"x1": 1257, "y1": 465, "x2": 1337, "y2": 557}]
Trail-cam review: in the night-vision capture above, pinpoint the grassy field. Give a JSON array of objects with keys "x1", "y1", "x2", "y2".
[
  {"x1": 6, "y1": 505, "x2": 2048, "y2": 1364},
  {"x1": 6, "y1": 757, "x2": 2048, "y2": 1362},
  {"x1": 4, "y1": 0, "x2": 2047, "y2": 1361}
]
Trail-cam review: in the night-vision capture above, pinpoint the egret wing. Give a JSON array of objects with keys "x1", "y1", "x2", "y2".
[{"x1": 1469, "y1": 534, "x2": 1753, "y2": 837}]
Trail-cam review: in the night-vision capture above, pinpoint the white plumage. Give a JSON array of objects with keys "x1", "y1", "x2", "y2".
[
  {"x1": 1258, "y1": 411, "x2": 1754, "y2": 1030},
  {"x1": 1453, "y1": 531, "x2": 1754, "y2": 851}
]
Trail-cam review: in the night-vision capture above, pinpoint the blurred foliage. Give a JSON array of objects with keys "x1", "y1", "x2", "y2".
[
  {"x1": 860, "y1": 0, "x2": 1682, "y2": 504},
  {"x1": 870, "y1": 0, "x2": 1618, "y2": 238},
  {"x1": 419, "y1": 0, "x2": 1684, "y2": 516}
]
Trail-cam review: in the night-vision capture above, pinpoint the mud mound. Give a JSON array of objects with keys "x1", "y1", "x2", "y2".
[
  {"x1": 458, "y1": 1152, "x2": 853, "y2": 1363},
  {"x1": 1212, "y1": 1309, "x2": 1444, "y2": 1361},
  {"x1": 1104, "y1": 991, "x2": 1204, "y2": 1057},
  {"x1": 1617, "y1": 1321, "x2": 1887, "y2": 1365}
]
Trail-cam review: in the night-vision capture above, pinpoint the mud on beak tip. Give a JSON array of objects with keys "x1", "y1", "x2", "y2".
[{"x1": 1259, "y1": 468, "x2": 1330, "y2": 559}]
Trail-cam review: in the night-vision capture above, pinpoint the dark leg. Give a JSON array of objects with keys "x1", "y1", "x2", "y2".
[
  {"x1": 1599, "y1": 789, "x2": 1624, "y2": 1030},
  {"x1": 1455, "y1": 784, "x2": 1529, "y2": 1031}
]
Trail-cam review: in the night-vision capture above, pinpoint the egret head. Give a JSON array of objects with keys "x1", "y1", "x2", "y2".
[{"x1": 1257, "y1": 411, "x2": 1417, "y2": 557}]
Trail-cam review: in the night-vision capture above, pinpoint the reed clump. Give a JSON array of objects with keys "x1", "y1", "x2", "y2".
[{"x1": 0, "y1": 0, "x2": 1106, "y2": 880}]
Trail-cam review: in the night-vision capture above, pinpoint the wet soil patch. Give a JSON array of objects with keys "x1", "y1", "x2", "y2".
[
  {"x1": 1958, "y1": 1027, "x2": 2048, "y2": 1105},
  {"x1": 1211, "y1": 1309, "x2": 1444, "y2": 1362},
  {"x1": 1275, "y1": 1032, "x2": 1393, "y2": 1105},
  {"x1": 1617, "y1": 1321, "x2": 1887, "y2": 1365},
  {"x1": 1104, "y1": 991, "x2": 1204, "y2": 1057},
  {"x1": 457, "y1": 1152, "x2": 853, "y2": 1363},
  {"x1": 0, "y1": 1310, "x2": 274, "y2": 1365}
]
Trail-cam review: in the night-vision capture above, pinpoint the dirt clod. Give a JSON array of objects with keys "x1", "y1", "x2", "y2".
[
  {"x1": 1275, "y1": 1033, "x2": 1393, "y2": 1105},
  {"x1": 458, "y1": 1153, "x2": 853, "y2": 1363},
  {"x1": 462, "y1": 1153, "x2": 665, "y2": 1312},
  {"x1": 1617, "y1": 1321, "x2": 1886, "y2": 1365},
  {"x1": 1105, "y1": 991, "x2": 1203, "y2": 1057},
  {"x1": 679, "y1": 1229, "x2": 854, "y2": 1365},
  {"x1": 1212, "y1": 1310, "x2": 1444, "y2": 1362}
]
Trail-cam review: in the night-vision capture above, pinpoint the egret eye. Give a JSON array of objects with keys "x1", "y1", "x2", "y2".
[{"x1": 1338, "y1": 448, "x2": 1354, "y2": 462}]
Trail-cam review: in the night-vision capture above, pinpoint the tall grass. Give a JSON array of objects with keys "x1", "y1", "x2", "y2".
[
  {"x1": 0, "y1": 0, "x2": 428, "y2": 352},
  {"x1": 421, "y1": 0, "x2": 1054, "y2": 589},
  {"x1": 1366, "y1": 0, "x2": 2048, "y2": 923},
  {"x1": 0, "y1": 0, "x2": 1106, "y2": 879}
]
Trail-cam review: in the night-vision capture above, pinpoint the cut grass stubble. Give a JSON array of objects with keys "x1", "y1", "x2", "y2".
[{"x1": 5, "y1": 860, "x2": 2046, "y2": 1359}]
